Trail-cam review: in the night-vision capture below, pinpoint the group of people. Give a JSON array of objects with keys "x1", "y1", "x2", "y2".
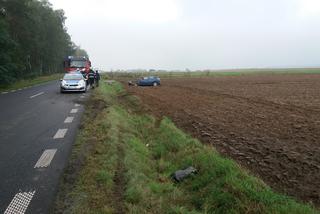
[{"x1": 81, "y1": 69, "x2": 100, "y2": 89}]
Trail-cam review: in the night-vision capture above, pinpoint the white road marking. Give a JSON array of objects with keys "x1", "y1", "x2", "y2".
[
  {"x1": 17, "y1": 88, "x2": 22, "y2": 91},
  {"x1": 30, "y1": 92, "x2": 44, "y2": 99},
  {"x1": 75, "y1": 103, "x2": 80, "y2": 107},
  {"x1": 1, "y1": 92, "x2": 8, "y2": 94},
  {"x1": 64, "y1": 116, "x2": 74, "y2": 123},
  {"x1": 34, "y1": 149, "x2": 57, "y2": 168},
  {"x1": 80, "y1": 95, "x2": 85, "y2": 99},
  {"x1": 10, "y1": 90, "x2": 16, "y2": 93},
  {"x1": 53, "y1": 129, "x2": 68, "y2": 139},
  {"x1": 4, "y1": 191, "x2": 35, "y2": 214},
  {"x1": 70, "y1": 109, "x2": 78, "y2": 114}
]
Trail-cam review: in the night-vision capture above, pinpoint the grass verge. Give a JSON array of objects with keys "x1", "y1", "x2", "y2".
[
  {"x1": 53, "y1": 81, "x2": 318, "y2": 214},
  {"x1": 0, "y1": 73, "x2": 63, "y2": 92},
  {"x1": 106, "y1": 68, "x2": 320, "y2": 79}
]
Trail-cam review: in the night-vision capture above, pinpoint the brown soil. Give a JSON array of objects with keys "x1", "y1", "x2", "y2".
[{"x1": 124, "y1": 74, "x2": 320, "y2": 206}]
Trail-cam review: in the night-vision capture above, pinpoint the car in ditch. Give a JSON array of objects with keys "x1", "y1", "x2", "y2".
[
  {"x1": 136, "y1": 76, "x2": 161, "y2": 86},
  {"x1": 60, "y1": 73, "x2": 87, "y2": 93}
]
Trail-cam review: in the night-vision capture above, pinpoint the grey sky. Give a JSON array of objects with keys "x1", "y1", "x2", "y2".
[{"x1": 50, "y1": 0, "x2": 320, "y2": 70}]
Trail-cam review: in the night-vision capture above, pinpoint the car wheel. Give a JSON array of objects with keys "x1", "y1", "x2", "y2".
[{"x1": 153, "y1": 82, "x2": 158, "y2": 86}]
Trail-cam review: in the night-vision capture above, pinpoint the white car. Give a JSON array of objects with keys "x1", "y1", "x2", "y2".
[{"x1": 60, "y1": 73, "x2": 87, "y2": 93}]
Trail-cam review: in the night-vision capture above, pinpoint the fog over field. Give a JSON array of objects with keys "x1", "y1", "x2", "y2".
[{"x1": 50, "y1": 0, "x2": 320, "y2": 70}]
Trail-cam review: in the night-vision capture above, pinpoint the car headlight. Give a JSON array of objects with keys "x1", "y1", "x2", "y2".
[
  {"x1": 78, "y1": 80, "x2": 85, "y2": 86},
  {"x1": 62, "y1": 80, "x2": 67, "y2": 86}
]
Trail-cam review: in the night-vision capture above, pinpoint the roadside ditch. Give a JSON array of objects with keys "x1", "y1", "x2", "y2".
[{"x1": 51, "y1": 81, "x2": 318, "y2": 214}]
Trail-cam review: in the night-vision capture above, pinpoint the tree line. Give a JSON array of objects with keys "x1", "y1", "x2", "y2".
[{"x1": 0, "y1": 0, "x2": 88, "y2": 85}]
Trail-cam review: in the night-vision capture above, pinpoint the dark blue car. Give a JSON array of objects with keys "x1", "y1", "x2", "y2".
[{"x1": 137, "y1": 76, "x2": 161, "y2": 86}]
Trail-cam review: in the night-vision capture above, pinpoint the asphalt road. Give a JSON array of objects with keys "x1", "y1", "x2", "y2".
[{"x1": 0, "y1": 81, "x2": 88, "y2": 213}]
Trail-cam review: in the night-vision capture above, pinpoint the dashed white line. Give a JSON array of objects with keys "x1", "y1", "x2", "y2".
[
  {"x1": 4, "y1": 191, "x2": 35, "y2": 214},
  {"x1": 10, "y1": 90, "x2": 16, "y2": 93},
  {"x1": 1, "y1": 92, "x2": 8, "y2": 94},
  {"x1": 64, "y1": 116, "x2": 74, "y2": 123},
  {"x1": 34, "y1": 149, "x2": 57, "y2": 168},
  {"x1": 53, "y1": 129, "x2": 68, "y2": 139},
  {"x1": 70, "y1": 109, "x2": 78, "y2": 114},
  {"x1": 30, "y1": 92, "x2": 44, "y2": 99},
  {"x1": 75, "y1": 103, "x2": 80, "y2": 107}
]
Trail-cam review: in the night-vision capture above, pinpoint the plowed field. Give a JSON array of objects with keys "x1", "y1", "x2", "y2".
[{"x1": 125, "y1": 74, "x2": 320, "y2": 206}]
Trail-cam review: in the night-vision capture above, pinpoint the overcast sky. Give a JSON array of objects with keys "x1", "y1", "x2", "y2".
[{"x1": 50, "y1": 0, "x2": 320, "y2": 70}]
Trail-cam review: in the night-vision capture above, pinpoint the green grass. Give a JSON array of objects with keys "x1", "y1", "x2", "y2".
[
  {"x1": 105, "y1": 68, "x2": 320, "y2": 79},
  {"x1": 53, "y1": 81, "x2": 319, "y2": 214},
  {"x1": 0, "y1": 73, "x2": 63, "y2": 92}
]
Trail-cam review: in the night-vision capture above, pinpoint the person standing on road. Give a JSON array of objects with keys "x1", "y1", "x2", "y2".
[
  {"x1": 95, "y1": 70, "x2": 100, "y2": 87},
  {"x1": 88, "y1": 69, "x2": 95, "y2": 88}
]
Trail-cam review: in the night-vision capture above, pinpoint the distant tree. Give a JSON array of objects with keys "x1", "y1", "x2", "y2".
[
  {"x1": 0, "y1": 0, "x2": 88, "y2": 86},
  {"x1": 0, "y1": 18, "x2": 17, "y2": 85},
  {"x1": 74, "y1": 46, "x2": 89, "y2": 58}
]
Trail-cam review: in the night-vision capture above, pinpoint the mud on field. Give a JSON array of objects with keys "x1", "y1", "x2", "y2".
[{"x1": 125, "y1": 74, "x2": 320, "y2": 206}]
